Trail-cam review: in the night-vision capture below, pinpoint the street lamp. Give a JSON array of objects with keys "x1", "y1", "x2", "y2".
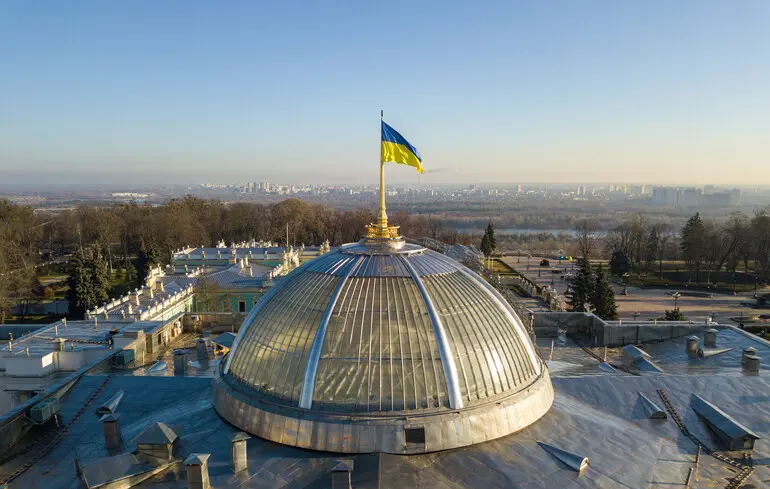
[
  {"x1": 754, "y1": 278, "x2": 759, "y2": 299},
  {"x1": 671, "y1": 292, "x2": 681, "y2": 310},
  {"x1": 622, "y1": 273, "x2": 630, "y2": 295}
]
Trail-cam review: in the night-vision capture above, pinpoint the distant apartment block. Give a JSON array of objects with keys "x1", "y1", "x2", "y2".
[{"x1": 652, "y1": 186, "x2": 740, "y2": 206}]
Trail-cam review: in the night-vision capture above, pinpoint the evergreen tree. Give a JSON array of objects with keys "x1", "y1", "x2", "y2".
[
  {"x1": 681, "y1": 212, "x2": 706, "y2": 282},
  {"x1": 480, "y1": 231, "x2": 491, "y2": 257},
  {"x1": 663, "y1": 308, "x2": 686, "y2": 321},
  {"x1": 590, "y1": 264, "x2": 618, "y2": 320},
  {"x1": 137, "y1": 241, "x2": 160, "y2": 284},
  {"x1": 125, "y1": 258, "x2": 137, "y2": 285},
  {"x1": 566, "y1": 260, "x2": 595, "y2": 312},
  {"x1": 609, "y1": 250, "x2": 630, "y2": 277},
  {"x1": 67, "y1": 248, "x2": 95, "y2": 318},
  {"x1": 91, "y1": 246, "x2": 111, "y2": 304},
  {"x1": 486, "y1": 222, "x2": 497, "y2": 253}
]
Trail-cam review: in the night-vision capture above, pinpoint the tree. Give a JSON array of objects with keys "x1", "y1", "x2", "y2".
[
  {"x1": 67, "y1": 248, "x2": 96, "y2": 318},
  {"x1": 644, "y1": 225, "x2": 659, "y2": 274},
  {"x1": 629, "y1": 214, "x2": 648, "y2": 276},
  {"x1": 137, "y1": 241, "x2": 161, "y2": 285},
  {"x1": 91, "y1": 246, "x2": 111, "y2": 304},
  {"x1": 480, "y1": 230, "x2": 491, "y2": 257},
  {"x1": 652, "y1": 223, "x2": 674, "y2": 278},
  {"x1": 590, "y1": 264, "x2": 618, "y2": 320},
  {"x1": 609, "y1": 250, "x2": 630, "y2": 277},
  {"x1": 751, "y1": 208, "x2": 770, "y2": 279},
  {"x1": 565, "y1": 260, "x2": 594, "y2": 312},
  {"x1": 485, "y1": 222, "x2": 497, "y2": 254},
  {"x1": 195, "y1": 277, "x2": 220, "y2": 312},
  {"x1": 575, "y1": 219, "x2": 600, "y2": 260},
  {"x1": 681, "y1": 212, "x2": 706, "y2": 282},
  {"x1": 663, "y1": 308, "x2": 686, "y2": 321}
]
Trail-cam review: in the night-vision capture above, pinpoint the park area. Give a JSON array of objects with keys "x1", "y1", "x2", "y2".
[{"x1": 496, "y1": 255, "x2": 770, "y2": 330}]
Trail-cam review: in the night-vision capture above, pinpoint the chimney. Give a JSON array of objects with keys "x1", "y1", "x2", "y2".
[
  {"x1": 185, "y1": 453, "x2": 211, "y2": 489},
  {"x1": 149, "y1": 288, "x2": 154, "y2": 299},
  {"x1": 101, "y1": 414, "x2": 122, "y2": 450},
  {"x1": 158, "y1": 281, "x2": 165, "y2": 292},
  {"x1": 331, "y1": 461, "x2": 353, "y2": 489},
  {"x1": 173, "y1": 349, "x2": 188, "y2": 374},
  {"x1": 703, "y1": 328, "x2": 717, "y2": 348},
  {"x1": 231, "y1": 432, "x2": 250, "y2": 473},
  {"x1": 685, "y1": 336, "x2": 699, "y2": 355},
  {"x1": 135, "y1": 290, "x2": 141, "y2": 306},
  {"x1": 743, "y1": 354, "x2": 760, "y2": 373},
  {"x1": 742, "y1": 347, "x2": 757, "y2": 366},
  {"x1": 196, "y1": 339, "x2": 209, "y2": 361}
]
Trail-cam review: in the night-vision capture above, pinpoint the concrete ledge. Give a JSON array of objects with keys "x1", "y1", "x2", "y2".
[{"x1": 212, "y1": 362, "x2": 554, "y2": 454}]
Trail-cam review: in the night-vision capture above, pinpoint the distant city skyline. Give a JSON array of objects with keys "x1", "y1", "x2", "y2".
[{"x1": 1, "y1": 1, "x2": 769, "y2": 185}]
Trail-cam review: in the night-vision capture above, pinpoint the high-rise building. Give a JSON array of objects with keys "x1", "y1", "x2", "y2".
[{"x1": 652, "y1": 186, "x2": 677, "y2": 205}]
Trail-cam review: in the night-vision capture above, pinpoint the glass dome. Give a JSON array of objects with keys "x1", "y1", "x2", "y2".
[{"x1": 213, "y1": 238, "x2": 553, "y2": 454}]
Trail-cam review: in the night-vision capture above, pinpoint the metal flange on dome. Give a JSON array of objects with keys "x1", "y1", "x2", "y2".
[{"x1": 212, "y1": 116, "x2": 553, "y2": 454}]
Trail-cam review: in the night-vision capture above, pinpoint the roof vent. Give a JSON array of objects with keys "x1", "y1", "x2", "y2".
[
  {"x1": 742, "y1": 347, "x2": 758, "y2": 366},
  {"x1": 96, "y1": 390, "x2": 124, "y2": 415},
  {"x1": 135, "y1": 421, "x2": 178, "y2": 462},
  {"x1": 638, "y1": 392, "x2": 667, "y2": 419},
  {"x1": 685, "y1": 336, "x2": 699, "y2": 355},
  {"x1": 691, "y1": 394, "x2": 760, "y2": 451},
  {"x1": 743, "y1": 354, "x2": 760, "y2": 373},
  {"x1": 703, "y1": 328, "x2": 718, "y2": 348},
  {"x1": 622, "y1": 345, "x2": 663, "y2": 374},
  {"x1": 231, "y1": 432, "x2": 250, "y2": 473},
  {"x1": 538, "y1": 442, "x2": 589, "y2": 473},
  {"x1": 185, "y1": 453, "x2": 211, "y2": 489},
  {"x1": 331, "y1": 460, "x2": 354, "y2": 489},
  {"x1": 173, "y1": 349, "x2": 188, "y2": 374},
  {"x1": 100, "y1": 413, "x2": 122, "y2": 451},
  {"x1": 697, "y1": 347, "x2": 733, "y2": 358},
  {"x1": 196, "y1": 339, "x2": 209, "y2": 361}
]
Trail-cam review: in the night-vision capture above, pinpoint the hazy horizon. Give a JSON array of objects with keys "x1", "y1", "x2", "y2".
[{"x1": 2, "y1": 1, "x2": 769, "y2": 185}]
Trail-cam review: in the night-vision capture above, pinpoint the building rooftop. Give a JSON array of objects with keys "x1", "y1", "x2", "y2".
[{"x1": 3, "y1": 324, "x2": 769, "y2": 488}]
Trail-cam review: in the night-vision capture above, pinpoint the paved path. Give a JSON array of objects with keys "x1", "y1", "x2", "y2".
[{"x1": 502, "y1": 255, "x2": 761, "y2": 323}]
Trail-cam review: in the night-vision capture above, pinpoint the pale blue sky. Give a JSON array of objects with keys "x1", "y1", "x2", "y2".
[{"x1": 1, "y1": 1, "x2": 768, "y2": 185}]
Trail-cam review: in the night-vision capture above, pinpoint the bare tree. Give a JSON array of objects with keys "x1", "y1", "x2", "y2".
[{"x1": 575, "y1": 219, "x2": 600, "y2": 260}]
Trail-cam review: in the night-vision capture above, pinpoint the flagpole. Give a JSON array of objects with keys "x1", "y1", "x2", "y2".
[{"x1": 378, "y1": 110, "x2": 388, "y2": 236}]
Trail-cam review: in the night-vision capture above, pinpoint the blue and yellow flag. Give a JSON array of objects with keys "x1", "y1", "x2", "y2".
[{"x1": 381, "y1": 121, "x2": 423, "y2": 174}]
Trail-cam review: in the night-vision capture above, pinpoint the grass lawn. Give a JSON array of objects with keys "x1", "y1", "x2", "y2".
[
  {"x1": 484, "y1": 259, "x2": 515, "y2": 274},
  {"x1": 3, "y1": 314, "x2": 65, "y2": 324}
]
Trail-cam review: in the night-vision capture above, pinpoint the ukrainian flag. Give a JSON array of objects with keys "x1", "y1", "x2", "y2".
[{"x1": 381, "y1": 121, "x2": 423, "y2": 174}]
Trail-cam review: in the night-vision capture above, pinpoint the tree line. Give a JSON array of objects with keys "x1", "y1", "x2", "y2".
[
  {"x1": 575, "y1": 208, "x2": 770, "y2": 282},
  {"x1": 0, "y1": 197, "x2": 467, "y2": 321}
]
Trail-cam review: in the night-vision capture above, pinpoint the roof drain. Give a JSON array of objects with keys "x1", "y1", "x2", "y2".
[
  {"x1": 537, "y1": 442, "x2": 589, "y2": 474},
  {"x1": 638, "y1": 392, "x2": 667, "y2": 419},
  {"x1": 298, "y1": 256, "x2": 363, "y2": 410}
]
